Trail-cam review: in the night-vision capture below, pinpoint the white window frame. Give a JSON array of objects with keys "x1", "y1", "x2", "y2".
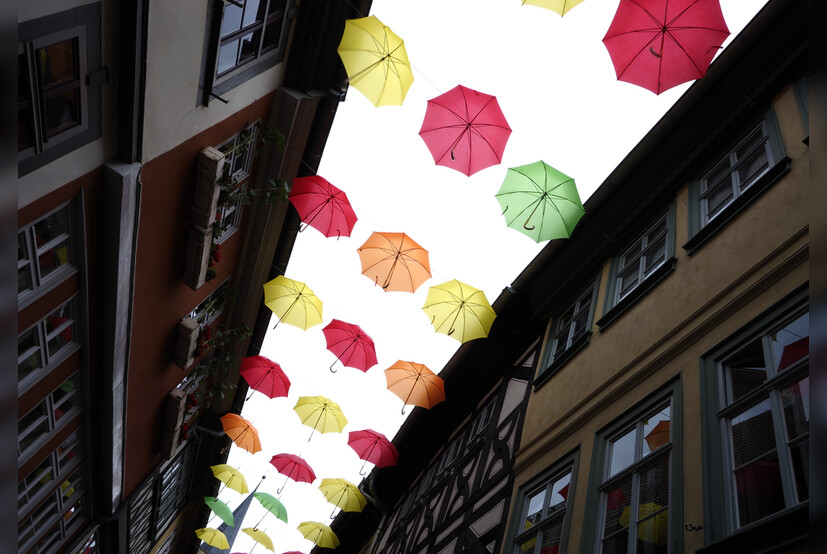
[
  {"x1": 18, "y1": 372, "x2": 83, "y2": 465},
  {"x1": 187, "y1": 279, "x2": 231, "y2": 327},
  {"x1": 18, "y1": 295, "x2": 80, "y2": 395},
  {"x1": 512, "y1": 461, "x2": 576, "y2": 554},
  {"x1": 18, "y1": 203, "x2": 77, "y2": 307},
  {"x1": 543, "y1": 285, "x2": 594, "y2": 369},
  {"x1": 214, "y1": 123, "x2": 257, "y2": 243},
  {"x1": 615, "y1": 213, "x2": 669, "y2": 304}
]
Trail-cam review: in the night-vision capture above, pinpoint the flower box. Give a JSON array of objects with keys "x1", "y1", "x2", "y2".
[
  {"x1": 160, "y1": 388, "x2": 187, "y2": 460},
  {"x1": 192, "y1": 146, "x2": 226, "y2": 229},
  {"x1": 174, "y1": 316, "x2": 200, "y2": 369},
  {"x1": 183, "y1": 224, "x2": 213, "y2": 291}
]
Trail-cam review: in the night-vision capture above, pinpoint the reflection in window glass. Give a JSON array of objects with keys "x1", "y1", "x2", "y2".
[
  {"x1": 609, "y1": 429, "x2": 636, "y2": 477},
  {"x1": 771, "y1": 312, "x2": 809, "y2": 372}
]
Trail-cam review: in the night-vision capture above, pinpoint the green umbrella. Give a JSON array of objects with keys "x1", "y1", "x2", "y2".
[
  {"x1": 495, "y1": 161, "x2": 585, "y2": 243},
  {"x1": 204, "y1": 496, "x2": 234, "y2": 527},
  {"x1": 253, "y1": 492, "x2": 288, "y2": 525}
]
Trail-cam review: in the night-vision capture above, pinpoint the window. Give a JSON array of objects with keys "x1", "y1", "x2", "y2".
[
  {"x1": 510, "y1": 453, "x2": 578, "y2": 554},
  {"x1": 18, "y1": 4, "x2": 102, "y2": 176},
  {"x1": 18, "y1": 373, "x2": 82, "y2": 463},
  {"x1": 538, "y1": 284, "x2": 596, "y2": 381},
  {"x1": 188, "y1": 280, "x2": 231, "y2": 327},
  {"x1": 19, "y1": 296, "x2": 80, "y2": 393},
  {"x1": 214, "y1": 124, "x2": 258, "y2": 243},
  {"x1": 700, "y1": 293, "x2": 808, "y2": 546},
  {"x1": 581, "y1": 380, "x2": 681, "y2": 554},
  {"x1": 202, "y1": 0, "x2": 295, "y2": 104},
  {"x1": 18, "y1": 204, "x2": 77, "y2": 304},
  {"x1": 685, "y1": 109, "x2": 787, "y2": 252}
]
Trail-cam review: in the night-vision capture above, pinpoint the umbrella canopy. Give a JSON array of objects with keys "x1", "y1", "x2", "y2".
[
  {"x1": 322, "y1": 319, "x2": 378, "y2": 373},
  {"x1": 357, "y1": 232, "x2": 431, "y2": 293},
  {"x1": 337, "y1": 15, "x2": 414, "y2": 106},
  {"x1": 422, "y1": 280, "x2": 497, "y2": 343},
  {"x1": 603, "y1": 0, "x2": 730, "y2": 94},
  {"x1": 496, "y1": 161, "x2": 585, "y2": 243},
  {"x1": 298, "y1": 521, "x2": 340, "y2": 549},
  {"x1": 384, "y1": 360, "x2": 446, "y2": 414},
  {"x1": 253, "y1": 492, "x2": 288, "y2": 524},
  {"x1": 210, "y1": 464, "x2": 249, "y2": 494},
  {"x1": 418, "y1": 85, "x2": 511, "y2": 176},
  {"x1": 269, "y1": 453, "x2": 317, "y2": 493},
  {"x1": 204, "y1": 497, "x2": 234, "y2": 527},
  {"x1": 619, "y1": 503, "x2": 669, "y2": 545},
  {"x1": 263, "y1": 275, "x2": 323, "y2": 330},
  {"x1": 242, "y1": 527, "x2": 275, "y2": 552},
  {"x1": 220, "y1": 413, "x2": 262, "y2": 454},
  {"x1": 522, "y1": 0, "x2": 585, "y2": 16},
  {"x1": 348, "y1": 429, "x2": 399, "y2": 475},
  {"x1": 239, "y1": 355, "x2": 291, "y2": 399},
  {"x1": 195, "y1": 528, "x2": 229, "y2": 550},
  {"x1": 289, "y1": 176, "x2": 358, "y2": 238},
  {"x1": 319, "y1": 478, "x2": 367, "y2": 517},
  {"x1": 293, "y1": 396, "x2": 348, "y2": 440}
]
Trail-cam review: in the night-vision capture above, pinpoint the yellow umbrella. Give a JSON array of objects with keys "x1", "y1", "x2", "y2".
[
  {"x1": 293, "y1": 396, "x2": 348, "y2": 441},
  {"x1": 263, "y1": 275, "x2": 323, "y2": 330},
  {"x1": 195, "y1": 527, "x2": 229, "y2": 550},
  {"x1": 521, "y1": 0, "x2": 586, "y2": 16},
  {"x1": 298, "y1": 521, "x2": 340, "y2": 549},
  {"x1": 210, "y1": 464, "x2": 249, "y2": 494},
  {"x1": 241, "y1": 527, "x2": 275, "y2": 552},
  {"x1": 337, "y1": 15, "x2": 414, "y2": 106},
  {"x1": 619, "y1": 503, "x2": 668, "y2": 546},
  {"x1": 318, "y1": 478, "x2": 367, "y2": 518},
  {"x1": 422, "y1": 279, "x2": 497, "y2": 343}
]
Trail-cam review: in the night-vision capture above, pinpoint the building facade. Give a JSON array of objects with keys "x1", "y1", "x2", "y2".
[{"x1": 17, "y1": 0, "x2": 369, "y2": 552}]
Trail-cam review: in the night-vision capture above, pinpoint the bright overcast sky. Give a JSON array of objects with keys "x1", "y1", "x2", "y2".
[{"x1": 222, "y1": 1, "x2": 769, "y2": 552}]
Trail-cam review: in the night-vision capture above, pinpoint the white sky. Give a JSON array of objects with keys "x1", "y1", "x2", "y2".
[{"x1": 220, "y1": 1, "x2": 769, "y2": 552}]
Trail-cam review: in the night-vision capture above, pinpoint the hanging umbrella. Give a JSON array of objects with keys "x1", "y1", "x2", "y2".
[
  {"x1": 422, "y1": 279, "x2": 497, "y2": 343},
  {"x1": 289, "y1": 176, "x2": 358, "y2": 238},
  {"x1": 603, "y1": 0, "x2": 730, "y2": 95},
  {"x1": 204, "y1": 497, "x2": 234, "y2": 527},
  {"x1": 195, "y1": 528, "x2": 229, "y2": 550},
  {"x1": 253, "y1": 492, "x2": 288, "y2": 524},
  {"x1": 239, "y1": 355, "x2": 291, "y2": 399},
  {"x1": 319, "y1": 478, "x2": 368, "y2": 518},
  {"x1": 211, "y1": 464, "x2": 249, "y2": 494},
  {"x1": 384, "y1": 360, "x2": 446, "y2": 415},
  {"x1": 269, "y1": 453, "x2": 317, "y2": 493},
  {"x1": 242, "y1": 527, "x2": 275, "y2": 552},
  {"x1": 298, "y1": 521, "x2": 340, "y2": 549},
  {"x1": 644, "y1": 420, "x2": 671, "y2": 452},
  {"x1": 201, "y1": 481, "x2": 261, "y2": 554},
  {"x1": 495, "y1": 161, "x2": 585, "y2": 243},
  {"x1": 263, "y1": 275, "x2": 323, "y2": 330},
  {"x1": 322, "y1": 319, "x2": 378, "y2": 373},
  {"x1": 418, "y1": 85, "x2": 512, "y2": 176},
  {"x1": 220, "y1": 413, "x2": 262, "y2": 454},
  {"x1": 293, "y1": 396, "x2": 348, "y2": 441},
  {"x1": 347, "y1": 429, "x2": 399, "y2": 475},
  {"x1": 619, "y1": 503, "x2": 669, "y2": 545},
  {"x1": 521, "y1": 0, "x2": 586, "y2": 16},
  {"x1": 337, "y1": 15, "x2": 414, "y2": 107},
  {"x1": 357, "y1": 232, "x2": 431, "y2": 293}
]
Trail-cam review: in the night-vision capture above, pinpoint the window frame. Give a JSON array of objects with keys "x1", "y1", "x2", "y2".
[
  {"x1": 684, "y1": 108, "x2": 789, "y2": 255},
  {"x1": 18, "y1": 3, "x2": 103, "y2": 176},
  {"x1": 214, "y1": 123, "x2": 258, "y2": 243},
  {"x1": 580, "y1": 378, "x2": 683, "y2": 554},
  {"x1": 598, "y1": 204, "x2": 676, "y2": 330},
  {"x1": 698, "y1": 287, "x2": 809, "y2": 549}
]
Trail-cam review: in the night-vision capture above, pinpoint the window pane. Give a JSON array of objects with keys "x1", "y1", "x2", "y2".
[
  {"x1": 524, "y1": 489, "x2": 546, "y2": 531},
  {"x1": 217, "y1": 40, "x2": 240, "y2": 74},
  {"x1": 638, "y1": 462, "x2": 669, "y2": 509},
  {"x1": 788, "y1": 439, "x2": 809, "y2": 503},
  {"x1": 241, "y1": 0, "x2": 264, "y2": 27},
  {"x1": 58, "y1": 432, "x2": 80, "y2": 473},
  {"x1": 783, "y1": 377, "x2": 809, "y2": 502},
  {"x1": 38, "y1": 239, "x2": 71, "y2": 279},
  {"x1": 642, "y1": 406, "x2": 670, "y2": 456},
  {"x1": 262, "y1": 14, "x2": 283, "y2": 50},
  {"x1": 736, "y1": 146, "x2": 768, "y2": 190},
  {"x1": 539, "y1": 519, "x2": 563, "y2": 554},
  {"x1": 724, "y1": 338, "x2": 767, "y2": 403},
  {"x1": 19, "y1": 265, "x2": 34, "y2": 294},
  {"x1": 19, "y1": 411, "x2": 50, "y2": 455},
  {"x1": 609, "y1": 429, "x2": 636, "y2": 477},
  {"x1": 734, "y1": 453, "x2": 784, "y2": 527},
  {"x1": 221, "y1": 2, "x2": 244, "y2": 36},
  {"x1": 635, "y1": 511, "x2": 668, "y2": 554},
  {"x1": 19, "y1": 348, "x2": 43, "y2": 382},
  {"x1": 237, "y1": 31, "x2": 260, "y2": 65},
  {"x1": 731, "y1": 399, "x2": 776, "y2": 467},
  {"x1": 44, "y1": 87, "x2": 81, "y2": 137},
  {"x1": 771, "y1": 312, "x2": 809, "y2": 372},
  {"x1": 703, "y1": 178, "x2": 734, "y2": 221},
  {"x1": 548, "y1": 472, "x2": 571, "y2": 515},
  {"x1": 20, "y1": 456, "x2": 54, "y2": 509},
  {"x1": 602, "y1": 478, "x2": 632, "y2": 553},
  {"x1": 38, "y1": 39, "x2": 77, "y2": 85},
  {"x1": 34, "y1": 209, "x2": 70, "y2": 244}
]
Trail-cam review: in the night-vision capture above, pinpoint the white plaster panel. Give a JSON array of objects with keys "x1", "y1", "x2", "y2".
[
  {"x1": 499, "y1": 378, "x2": 528, "y2": 425},
  {"x1": 141, "y1": 0, "x2": 288, "y2": 162}
]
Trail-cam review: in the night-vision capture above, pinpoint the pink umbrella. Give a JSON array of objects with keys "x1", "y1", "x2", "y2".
[
  {"x1": 603, "y1": 0, "x2": 730, "y2": 95},
  {"x1": 269, "y1": 453, "x2": 316, "y2": 494},
  {"x1": 239, "y1": 356, "x2": 291, "y2": 400},
  {"x1": 348, "y1": 429, "x2": 399, "y2": 475},
  {"x1": 419, "y1": 84, "x2": 512, "y2": 176},
  {"x1": 288, "y1": 175, "x2": 358, "y2": 238},
  {"x1": 322, "y1": 319, "x2": 378, "y2": 373}
]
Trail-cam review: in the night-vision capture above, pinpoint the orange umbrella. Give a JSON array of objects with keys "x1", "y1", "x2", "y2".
[
  {"x1": 384, "y1": 360, "x2": 446, "y2": 414},
  {"x1": 357, "y1": 232, "x2": 431, "y2": 293},
  {"x1": 220, "y1": 413, "x2": 262, "y2": 454}
]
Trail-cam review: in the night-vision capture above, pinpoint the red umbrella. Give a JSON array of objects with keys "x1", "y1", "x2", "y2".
[
  {"x1": 288, "y1": 175, "x2": 358, "y2": 238},
  {"x1": 269, "y1": 453, "x2": 317, "y2": 494},
  {"x1": 322, "y1": 319, "x2": 378, "y2": 373},
  {"x1": 602, "y1": 0, "x2": 730, "y2": 94},
  {"x1": 239, "y1": 356, "x2": 291, "y2": 400},
  {"x1": 419, "y1": 84, "x2": 511, "y2": 176},
  {"x1": 348, "y1": 429, "x2": 399, "y2": 475}
]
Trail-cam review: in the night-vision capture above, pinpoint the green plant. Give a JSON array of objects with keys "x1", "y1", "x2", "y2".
[{"x1": 193, "y1": 321, "x2": 252, "y2": 405}]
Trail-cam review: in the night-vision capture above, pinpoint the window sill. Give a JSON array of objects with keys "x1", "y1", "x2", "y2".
[
  {"x1": 534, "y1": 332, "x2": 591, "y2": 390},
  {"x1": 683, "y1": 159, "x2": 791, "y2": 255},
  {"x1": 596, "y1": 258, "x2": 677, "y2": 331},
  {"x1": 697, "y1": 502, "x2": 808, "y2": 554}
]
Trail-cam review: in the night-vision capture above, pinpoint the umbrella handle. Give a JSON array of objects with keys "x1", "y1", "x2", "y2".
[
  {"x1": 359, "y1": 457, "x2": 369, "y2": 476},
  {"x1": 329, "y1": 359, "x2": 339, "y2": 373},
  {"x1": 276, "y1": 473, "x2": 289, "y2": 495}
]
